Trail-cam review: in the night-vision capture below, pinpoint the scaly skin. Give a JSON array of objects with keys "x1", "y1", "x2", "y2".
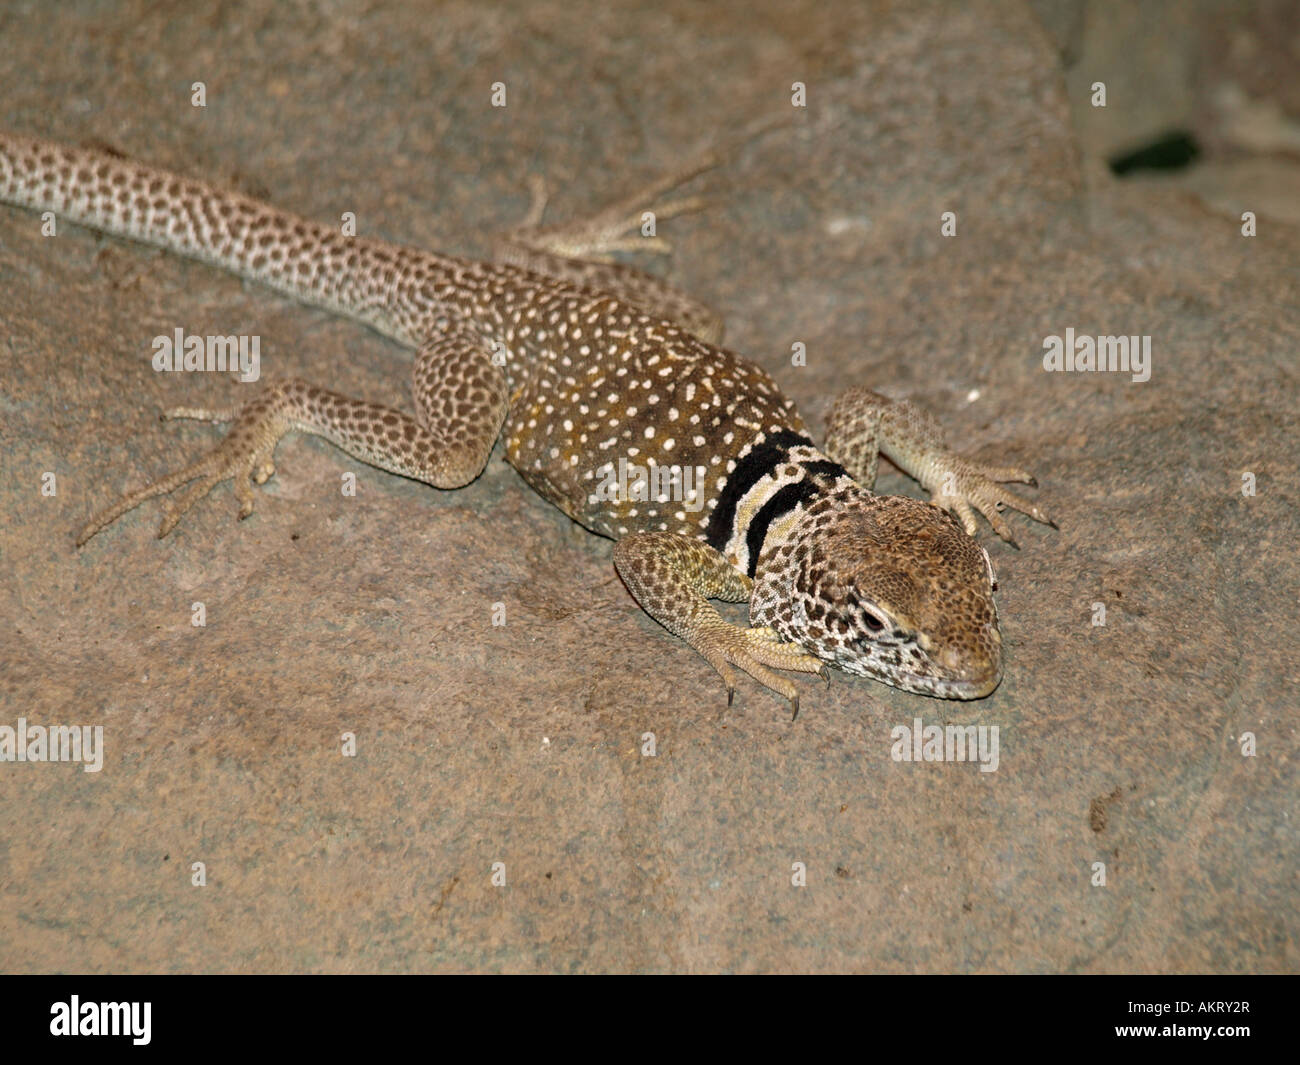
[{"x1": 0, "y1": 131, "x2": 1055, "y2": 714}]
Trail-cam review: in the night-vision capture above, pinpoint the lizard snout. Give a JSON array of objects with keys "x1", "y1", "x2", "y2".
[{"x1": 935, "y1": 621, "x2": 1002, "y2": 698}]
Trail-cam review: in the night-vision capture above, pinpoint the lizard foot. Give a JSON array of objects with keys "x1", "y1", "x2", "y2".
[
  {"x1": 506, "y1": 164, "x2": 715, "y2": 262},
  {"x1": 689, "y1": 619, "x2": 828, "y2": 720},
  {"x1": 927, "y1": 455, "x2": 1056, "y2": 548},
  {"x1": 75, "y1": 388, "x2": 290, "y2": 546}
]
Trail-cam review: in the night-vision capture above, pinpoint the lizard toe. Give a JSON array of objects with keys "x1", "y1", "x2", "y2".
[
  {"x1": 691, "y1": 619, "x2": 823, "y2": 714},
  {"x1": 77, "y1": 391, "x2": 293, "y2": 544}
]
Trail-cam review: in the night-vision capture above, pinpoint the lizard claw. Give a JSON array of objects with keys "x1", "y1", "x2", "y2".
[{"x1": 689, "y1": 619, "x2": 825, "y2": 717}]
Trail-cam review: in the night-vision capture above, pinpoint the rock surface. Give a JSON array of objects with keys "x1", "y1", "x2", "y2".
[{"x1": 1, "y1": 0, "x2": 1295, "y2": 972}]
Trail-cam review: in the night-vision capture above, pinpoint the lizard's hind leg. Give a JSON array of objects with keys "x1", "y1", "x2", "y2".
[
  {"x1": 504, "y1": 154, "x2": 718, "y2": 261},
  {"x1": 77, "y1": 330, "x2": 507, "y2": 545},
  {"x1": 495, "y1": 162, "x2": 726, "y2": 344}
]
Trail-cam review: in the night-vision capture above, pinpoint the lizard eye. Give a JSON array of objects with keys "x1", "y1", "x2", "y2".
[{"x1": 843, "y1": 591, "x2": 886, "y2": 633}]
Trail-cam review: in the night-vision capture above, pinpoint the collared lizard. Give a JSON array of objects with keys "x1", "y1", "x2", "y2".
[{"x1": 0, "y1": 131, "x2": 1055, "y2": 715}]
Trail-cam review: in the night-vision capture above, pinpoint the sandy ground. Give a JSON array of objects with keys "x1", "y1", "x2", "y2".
[{"x1": 0, "y1": 0, "x2": 1295, "y2": 972}]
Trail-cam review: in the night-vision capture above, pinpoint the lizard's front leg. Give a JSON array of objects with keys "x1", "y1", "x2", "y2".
[
  {"x1": 76, "y1": 326, "x2": 507, "y2": 544},
  {"x1": 824, "y1": 387, "x2": 1056, "y2": 547},
  {"x1": 613, "y1": 531, "x2": 827, "y2": 718}
]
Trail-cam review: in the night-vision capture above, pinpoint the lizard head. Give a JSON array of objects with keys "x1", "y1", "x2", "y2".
[{"x1": 750, "y1": 489, "x2": 1002, "y2": 698}]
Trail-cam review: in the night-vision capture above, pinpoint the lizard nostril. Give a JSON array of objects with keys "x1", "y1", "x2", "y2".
[
  {"x1": 936, "y1": 639, "x2": 1001, "y2": 685},
  {"x1": 937, "y1": 646, "x2": 966, "y2": 674}
]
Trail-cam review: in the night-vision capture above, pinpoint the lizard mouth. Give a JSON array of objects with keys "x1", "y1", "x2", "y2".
[
  {"x1": 852, "y1": 659, "x2": 1001, "y2": 700},
  {"x1": 829, "y1": 635, "x2": 1001, "y2": 699},
  {"x1": 892, "y1": 667, "x2": 1001, "y2": 700},
  {"x1": 939, "y1": 672, "x2": 1002, "y2": 700}
]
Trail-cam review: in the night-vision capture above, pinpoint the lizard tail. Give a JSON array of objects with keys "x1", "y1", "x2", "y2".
[{"x1": 0, "y1": 131, "x2": 414, "y2": 341}]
